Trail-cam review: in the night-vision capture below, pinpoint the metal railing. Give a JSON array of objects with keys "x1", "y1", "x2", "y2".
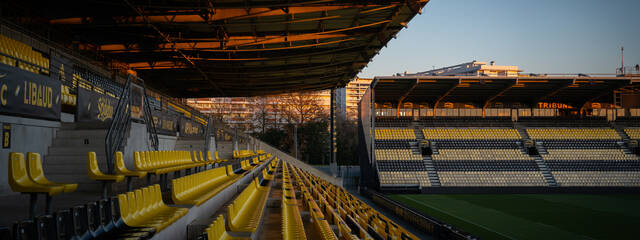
[
  {"x1": 105, "y1": 75, "x2": 134, "y2": 173},
  {"x1": 142, "y1": 81, "x2": 159, "y2": 151},
  {"x1": 105, "y1": 74, "x2": 159, "y2": 173},
  {"x1": 617, "y1": 66, "x2": 640, "y2": 75}
]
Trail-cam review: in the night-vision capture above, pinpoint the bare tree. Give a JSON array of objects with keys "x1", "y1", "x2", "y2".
[
  {"x1": 250, "y1": 96, "x2": 270, "y2": 134},
  {"x1": 279, "y1": 92, "x2": 324, "y2": 125}
]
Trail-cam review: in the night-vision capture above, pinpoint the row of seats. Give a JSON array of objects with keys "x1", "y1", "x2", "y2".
[
  {"x1": 233, "y1": 149, "x2": 257, "y2": 159},
  {"x1": 171, "y1": 163, "x2": 245, "y2": 206},
  {"x1": 625, "y1": 128, "x2": 640, "y2": 139},
  {"x1": 291, "y1": 164, "x2": 419, "y2": 240},
  {"x1": 433, "y1": 149, "x2": 532, "y2": 161},
  {"x1": 8, "y1": 149, "x2": 271, "y2": 239},
  {"x1": 295, "y1": 166, "x2": 366, "y2": 240},
  {"x1": 438, "y1": 171, "x2": 548, "y2": 186},
  {"x1": 527, "y1": 128, "x2": 621, "y2": 140},
  {"x1": 375, "y1": 116, "x2": 412, "y2": 127},
  {"x1": 377, "y1": 160, "x2": 427, "y2": 172},
  {"x1": 133, "y1": 150, "x2": 212, "y2": 175},
  {"x1": 434, "y1": 140, "x2": 521, "y2": 149},
  {"x1": 423, "y1": 128, "x2": 521, "y2": 140},
  {"x1": 226, "y1": 160, "x2": 277, "y2": 233},
  {"x1": 433, "y1": 161, "x2": 540, "y2": 171},
  {"x1": 378, "y1": 171, "x2": 431, "y2": 187},
  {"x1": 13, "y1": 188, "x2": 163, "y2": 239},
  {"x1": 281, "y1": 162, "x2": 306, "y2": 240},
  {"x1": 419, "y1": 117, "x2": 514, "y2": 128},
  {"x1": 61, "y1": 85, "x2": 77, "y2": 106},
  {"x1": 540, "y1": 140, "x2": 621, "y2": 149},
  {"x1": 8, "y1": 152, "x2": 78, "y2": 218},
  {"x1": 117, "y1": 185, "x2": 188, "y2": 231},
  {"x1": 374, "y1": 128, "x2": 416, "y2": 140},
  {"x1": 202, "y1": 159, "x2": 278, "y2": 239},
  {"x1": 552, "y1": 171, "x2": 640, "y2": 186},
  {"x1": 542, "y1": 149, "x2": 639, "y2": 161},
  {"x1": 546, "y1": 160, "x2": 640, "y2": 171},
  {"x1": 0, "y1": 34, "x2": 49, "y2": 74},
  {"x1": 375, "y1": 139, "x2": 412, "y2": 149},
  {"x1": 375, "y1": 149, "x2": 422, "y2": 161}
]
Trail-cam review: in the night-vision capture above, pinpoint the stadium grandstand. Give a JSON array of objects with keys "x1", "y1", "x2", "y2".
[
  {"x1": 360, "y1": 75, "x2": 640, "y2": 192},
  {"x1": 0, "y1": 0, "x2": 447, "y2": 239},
  {"x1": 2, "y1": 0, "x2": 640, "y2": 239}
]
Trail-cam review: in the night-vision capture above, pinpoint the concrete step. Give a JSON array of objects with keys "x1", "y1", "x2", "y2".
[
  {"x1": 43, "y1": 154, "x2": 107, "y2": 165},
  {"x1": 43, "y1": 164, "x2": 107, "y2": 174},
  {"x1": 56, "y1": 129, "x2": 108, "y2": 138},
  {"x1": 48, "y1": 146, "x2": 105, "y2": 155},
  {"x1": 52, "y1": 137, "x2": 106, "y2": 147}
]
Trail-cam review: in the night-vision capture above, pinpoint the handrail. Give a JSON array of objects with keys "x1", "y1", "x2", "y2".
[
  {"x1": 142, "y1": 80, "x2": 159, "y2": 151},
  {"x1": 204, "y1": 117, "x2": 213, "y2": 153},
  {"x1": 105, "y1": 75, "x2": 133, "y2": 173}
]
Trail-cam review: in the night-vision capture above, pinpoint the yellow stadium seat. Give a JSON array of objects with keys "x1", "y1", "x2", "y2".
[
  {"x1": 9, "y1": 152, "x2": 64, "y2": 196},
  {"x1": 227, "y1": 178, "x2": 270, "y2": 232},
  {"x1": 88, "y1": 151, "x2": 124, "y2": 198},
  {"x1": 206, "y1": 215, "x2": 250, "y2": 240},
  {"x1": 117, "y1": 185, "x2": 188, "y2": 232},
  {"x1": 171, "y1": 165, "x2": 239, "y2": 206},
  {"x1": 26, "y1": 152, "x2": 77, "y2": 193}
]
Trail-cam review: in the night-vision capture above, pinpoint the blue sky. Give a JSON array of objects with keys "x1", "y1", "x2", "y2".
[{"x1": 358, "y1": 0, "x2": 640, "y2": 77}]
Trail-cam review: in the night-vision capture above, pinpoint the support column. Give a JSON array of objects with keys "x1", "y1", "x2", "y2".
[
  {"x1": 233, "y1": 127, "x2": 238, "y2": 151},
  {"x1": 330, "y1": 88, "x2": 338, "y2": 177},
  {"x1": 294, "y1": 125, "x2": 298, "y2": 159}
]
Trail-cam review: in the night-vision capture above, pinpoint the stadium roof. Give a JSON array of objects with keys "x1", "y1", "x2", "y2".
[
  {"x1": 372, "y1": 75, "x2": 640, "y2": 109},
  {"x1": 3, "y1": 0, "x2": 429, "y2": 97}
]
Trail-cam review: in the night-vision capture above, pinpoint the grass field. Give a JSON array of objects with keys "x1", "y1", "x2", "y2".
[{"x1": 388, "y1": 194, "x2": 640, "y2": 240}]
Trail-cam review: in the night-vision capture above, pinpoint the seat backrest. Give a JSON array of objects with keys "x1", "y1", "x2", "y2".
[
  {"x1": 87, "y1": 152, "x2": 102, "y2": 178},
  {"x1": 134, "y1": 189, "x2": 146, "y2": 216},
  {"x1": 13, "y1": 220, "x2": 38, "y2": 240},
  {"x1": 115, "y1": 152, "x2": 128, "y2": 173},
  {"x1": 71, "y1": 205, "x2": 89, "y2": 236},
  {"x1": 54, "y1": 210, "x2": 74, "y2": 240},
  {"x1": 26, "y1": 152, "x2": 47, "y2": 183},
  {"x1": 8, "y1": 152, "x2": 33, "y2": 191},
  {"x1": 36, "y1": 215, "x2": 57, "y2": 240},
  {"x1": 86, "y1": 201, "x2": 100, "y2": 231},
  {"x1": 152, "y1": 185, "x2": 163, "y2": 208}
]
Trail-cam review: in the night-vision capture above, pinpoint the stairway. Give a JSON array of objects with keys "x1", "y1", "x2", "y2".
[
  {"x1": 514, "y1": 122, "x2": 530, "y2": 139},
  {"x1": 422, "y1": 156, "x2": 441, "y2": 187},
  {"x1": 534, "y1": 156, "x2": 558, "y2": 187},
  {"x1": 611, "y1": 122, "x2": 631, "y2": 141},
  {"x1": 413, "y1": 127, "x2": 440, "y2": 186},
  {"x1": 43, "y1": 123, "x2": 110, "y2": 192},
  {"x1": 535, "y1": 142, "x2": 548, "y2": 154}
]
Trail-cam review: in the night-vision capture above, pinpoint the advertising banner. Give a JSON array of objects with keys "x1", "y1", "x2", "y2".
[
  {"x1": 76, "y1": 86, "x2": 117, "y2": 126},
  {"x1": 179, "y1": 116, "x2": 204, "y2": 137},
  {"x1": 130, "y1": 83, "x2": 144, "y2": 120},
  {"x1": 152, "y1": 109, "x2": 178, "y2": 136},
  {"x1": 0, "y1": 64, "x2": 61, "y2": 120}
]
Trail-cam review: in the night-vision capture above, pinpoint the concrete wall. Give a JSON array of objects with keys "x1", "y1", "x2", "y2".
[
  {"x1": 0, "y1": 115, "x2": 60, "y2": 196},
  {"x1": 217, "y1": 141, "x2": 234, "y2": 159},
  {"x1": 122, "y1": 122, "x2": 177, "y2": 169},
  {"x1": 158, "y1": 134, "x2": 178, "y2": 151}
]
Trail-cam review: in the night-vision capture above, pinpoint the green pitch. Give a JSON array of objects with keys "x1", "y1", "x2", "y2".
[{"x1": 388, "y1": 194, "x2": 640, "y2": 240}]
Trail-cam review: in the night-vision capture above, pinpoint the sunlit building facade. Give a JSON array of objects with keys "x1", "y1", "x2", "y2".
[{"x1": 187, "y1": 78, "x2": 372, "y2": 132}]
